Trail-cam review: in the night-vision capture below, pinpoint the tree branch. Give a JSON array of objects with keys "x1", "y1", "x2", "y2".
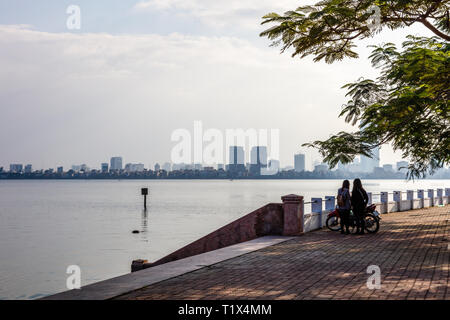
[{"x1": 419, "y1": 18, "x2": 450, "y2": 40}]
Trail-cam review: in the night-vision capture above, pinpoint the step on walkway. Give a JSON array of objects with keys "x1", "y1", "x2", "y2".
[{"x1": 116, "y1": 205, "x2": 450, "y2": 300}]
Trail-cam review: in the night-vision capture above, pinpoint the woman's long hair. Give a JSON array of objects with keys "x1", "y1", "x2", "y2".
[
  {"x1": 352, "y1": 178, "x2": 365, "y2": 194},
  {"x1": 342, "y1": 180, "x2": 350, "y2": 189}
]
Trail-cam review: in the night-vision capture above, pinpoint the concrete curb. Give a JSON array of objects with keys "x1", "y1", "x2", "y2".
[{"x1": 41, "y1": 235, "x2": 295, "y2": 300}]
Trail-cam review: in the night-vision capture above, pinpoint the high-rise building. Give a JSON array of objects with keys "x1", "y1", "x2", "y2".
[
  {"x1": 360, "y1": 121, "x2": 380, "y2": 173},
  {"x1": 294, "y1": 153, "x2": 306, "y2": 172},
  {"x1": 172, "y1": 163, "x2": 185, "y2": 171},
  {"x1": 162, "y1": 162, "x2": 171, "y2": 171},
  {"x1": 9, "y1": 164, "x2": 23, "y2": 173},
  {"x1": 24, "y1": 164, "x2": 32, "y2": 173},
  {"x1": 101, "y1": 163, "x2": 109, "y2": 173},
  {"x1": 110, "y1": 157, "x2": 123, "y2": 171},
  {"x1": 154, "y1": 163, "x2": 161, "y2": 171},
  {"x1": 57, "y1": 166, "x2": 64, "y2": 174},
  {"x1": 383, "y1": 164, "x2": 394, "y2": 172},
  {"x1": 228, "y1": 146, "x2": 245, "y2": 165},
  {"x1": 360, "y1": 148, "x2": 380, "y2": 173},
  {"x1": 250, "y1": 146, "x2": 267, "y2": 176},
  {"x1": 314, "y1": 163, "x2": 328, "y2": 173},
  {"x1": 250, "y1": 146, "x2": 267, "y2": 166},
  {"x1": 125, "y1": 163, "x2": 145, "y2": 172},
  {"x1": 396, "y1": 161, "x2": 409, "y2": 172},
  {"x1": 262, "y1": 159, "x2": 280, "y2": 175},
  {"x1": 226, "y1": 146, "x2": 246, "y2": 175}
]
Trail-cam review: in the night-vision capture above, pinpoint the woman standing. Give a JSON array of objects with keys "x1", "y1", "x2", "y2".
[
  {"x1": 351, "y1": 178, "x2": 369, "y2": 235},
  {"x1": 337, "y1": 180, "x2": 351, "y2": 234}
]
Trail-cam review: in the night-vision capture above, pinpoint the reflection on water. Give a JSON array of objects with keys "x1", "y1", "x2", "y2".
[
  {"x1": 0, "y1": 179, "x2": 448, "y2": 299},
  {"x1": 141, "y1": 209, "x2": 148, "y2": 234}
]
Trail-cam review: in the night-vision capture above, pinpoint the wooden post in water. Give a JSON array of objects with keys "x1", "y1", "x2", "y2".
[{"x1": 141, "y1": 188, "x2": 148, "y2": 210}]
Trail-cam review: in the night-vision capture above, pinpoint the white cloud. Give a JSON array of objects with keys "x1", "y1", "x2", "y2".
[
  {"x1": 132, "y1": 0, "x2": 302, "y2": 30},
  {"x1": 0, "y1": 24, "x2": 412, "y2": 169}
]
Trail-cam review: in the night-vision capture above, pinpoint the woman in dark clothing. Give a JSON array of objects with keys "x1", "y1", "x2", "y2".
[
  {"x1": 351, "y1": 178, "x2": 369, "y2": 235},
  {"x1": 337, "y1": 180, "x2": 351, "y2": 234}
]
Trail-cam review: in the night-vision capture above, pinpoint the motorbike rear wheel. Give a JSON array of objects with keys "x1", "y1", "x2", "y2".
[
  {"x1": 364, "y1": 213, "x2": 380, "y2": 233},
  {"x1": 326, "y1": 216, "x2": 341, "y2": 231}
]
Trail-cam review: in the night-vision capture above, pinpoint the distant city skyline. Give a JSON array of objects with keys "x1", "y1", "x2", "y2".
[
  {"x1": 0, "y1": 2, "x2": 436, "y2": 171},
  {"x1": 3, "y1": 151, "x2": 420, "y2": 174}
]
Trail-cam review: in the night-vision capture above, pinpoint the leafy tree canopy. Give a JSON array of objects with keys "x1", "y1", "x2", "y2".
[
  {"x1": 261, "y1": 0, "x2": 449, "y2": 63},
  {"x1": 260, "y1": 0, "x2": 449, "y2": 179}
]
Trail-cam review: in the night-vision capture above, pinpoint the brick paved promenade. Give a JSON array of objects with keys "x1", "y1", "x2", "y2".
[{"x1": 117, "y1": 205, "x2": 450, "y2": 300}]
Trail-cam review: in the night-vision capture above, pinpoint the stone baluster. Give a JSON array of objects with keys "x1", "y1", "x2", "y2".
[
  {"x1": 325, "y1": 196, "x2": 335, "y2": 211},
  {"x1": 311, "y1": 198, "x2": 323, "y2": 228},
  {"x1": 428, "y1": 189, "x2": 434, "y2": 206}
]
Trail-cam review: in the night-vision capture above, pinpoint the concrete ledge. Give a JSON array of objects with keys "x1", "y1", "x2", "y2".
[
  {"x1": 399, "y1": 200, "x2": 412, "y2": 211},
  {"x1": 413, "y1": 199, "x2": 422, "y2": 209},
  {"x1": 41, "y1": 235, "x2": 295, "y2": 300}
]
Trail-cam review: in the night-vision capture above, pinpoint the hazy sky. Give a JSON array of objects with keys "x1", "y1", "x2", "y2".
[{"x1": 0, "y1": 0, "x2": 436, "y2": 170}]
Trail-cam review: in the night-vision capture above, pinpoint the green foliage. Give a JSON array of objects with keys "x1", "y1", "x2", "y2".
[
  {"x1": 261, "y1": 0, "x2": 449, "y2": 179},
  {"x1": 304, "y1": 36, "x2": 449, "y2": 179},
  {"x1": 260, "y1": 0, "x2": 449, "y2": 63}
]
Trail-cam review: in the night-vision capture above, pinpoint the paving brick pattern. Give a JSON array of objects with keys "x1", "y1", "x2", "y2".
[{"x1": 116, "y1": 205, "x2": 450, "y2": 300}]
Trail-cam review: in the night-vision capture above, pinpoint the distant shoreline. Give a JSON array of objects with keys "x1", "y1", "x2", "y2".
[{"x1": 1, "y1": 177, "x2": 449, "y2": 181}]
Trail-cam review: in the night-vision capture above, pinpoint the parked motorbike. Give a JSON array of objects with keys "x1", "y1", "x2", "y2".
[{"x1": 326, "y1": 204, "x2": 381, "y2": 233}]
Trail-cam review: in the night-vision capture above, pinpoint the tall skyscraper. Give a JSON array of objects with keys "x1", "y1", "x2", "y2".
[
  {"x1": 101, "y1": 163, "x2": 109, "y2": 173},
  {"x1": 110, "y1": 157, "x2": 123, "y2": 171},
  {"x1": 24, "y1": 164, "x2": 32, "y2": 173},
  {"x1": 250, "y1": 146, "x2": 267, "y2": 166},
  {"x1": 360, "y1": 121, "x2": 380, "y2": 173},
  {"x1": 57, "y1": 166, "x2": 64, "y2": 174},
  {"x1": 294, "y1": 153, "x2": 305, "y2": 172},
  {"x1": 226, "y1": 146, "x2": 246, "y2": 176},
  {"x1": 396, "y1": 161, "x2": 409, "y2": 172},
  {"x1": 162, "y1": 162, "x2": 171, "y2": 172},
  {"x1": 250, "y1": 146, "x2": 267, "y2": 176},
  {"x1": 360, "y1": 148, "x2": 380, "y2": 173},
  {"x1": 228, "y1": 146, "x2": 244, "y2": 165},
  {"x1": 154, "y1": 163, "x2": 161, "y2": 171},
  {"x1": 9, "y1": 164, "x2": 23, "y2": 173}
]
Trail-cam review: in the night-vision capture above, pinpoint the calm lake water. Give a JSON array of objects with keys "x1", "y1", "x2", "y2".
[{"x1": 0, "y1": 179, "x2": 448, "y2": 299}]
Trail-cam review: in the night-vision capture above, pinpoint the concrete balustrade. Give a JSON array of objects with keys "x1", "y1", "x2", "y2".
[
  {"x1": 428, "y1": 189, "x2": 435, "y2": 207},
  {"x1": 445, "y1": 188, "x2": 450, "y2": 205},
  {"x1": 131, "y1": 187, "x2": 449, "y2": 271},
  {"x1": 417, "y1": 189, "x2": 426, "y2": 208},
  {"x1": 437, "y1": 188, "x2": 443, "y2": 205},
  {"x1": 367, "y1": 192, "x2": 372, "y2": 205},
  {"x1": 325, "y1": 196, "x2": 335, "y2": 211},
  {"x1": 407, "y1": 190, "x2": 414, "y2": 200},
  {"x1": 380, "y1": 191, "x2": 389, "y2": 213},
  {"x1": 306, "y1": 198, "x2": 323, "y2": 230}
]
